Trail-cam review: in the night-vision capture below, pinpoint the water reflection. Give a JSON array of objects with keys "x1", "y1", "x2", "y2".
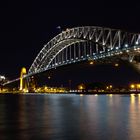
[
  {"x1": 128, "y1": 94, "x2": 140, "y2": 140},
  {"x1": 130, "y1": 94, "x2": 136, "y2": 104},
  {"x1": 109, "y1": 94, "x2": 113, "y2": 97},
  {"x1": 1, "y1": 94, "x2": 140, "y2": 139}
]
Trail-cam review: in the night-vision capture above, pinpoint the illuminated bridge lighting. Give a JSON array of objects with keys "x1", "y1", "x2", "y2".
[{"x1": 2, "y1": 26, "x2": 140, "y2": 88}]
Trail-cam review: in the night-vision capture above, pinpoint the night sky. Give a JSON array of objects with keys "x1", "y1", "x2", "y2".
[{"x1": 0, "y1": 1, "x2": 140, "y2": 86}]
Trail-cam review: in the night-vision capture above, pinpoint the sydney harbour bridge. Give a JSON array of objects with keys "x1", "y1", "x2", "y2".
[{"x1": 3, "y1": 26, "x2": 140, "y2": 90}]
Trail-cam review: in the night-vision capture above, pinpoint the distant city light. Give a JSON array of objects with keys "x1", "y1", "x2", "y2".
[
  {"x1": 89, "y1": 61, "x2": 94, "y2": 65},
  {"x1": 137, "y1": 84, "x2": 140, "y2": 89},
  {"x1": 0, "y1": 75, "x2": 6, "y2": 81},
  {"x1": 130, "y1": 84, "x2": 135, "y2": 89},
  {"x1": 115, "y1": 63, "x2": 119, "y2": 67},
  {"x1": 130, "y1": 83, "x2": 140, "y2": 90},
  {"x1": 56, "y1": 26, "x2": 61, "y2": 29}
]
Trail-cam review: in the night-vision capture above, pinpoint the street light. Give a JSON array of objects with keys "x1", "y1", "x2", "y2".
[
  {"x1": 106, "y1": 86, "x2": 109, "y2": 90},
  {"x1": 137, "y1": 84, "x2": 140, "y2": 89},
  {"x1": 130, "y1": 84, "x2": 135, "y2": 89},
  {"x1": 78, "y1": 84, "x2": 86, "y2": 91},
  {"x1": 79, "y1": 86, "x2": 83, "y2": 90}
]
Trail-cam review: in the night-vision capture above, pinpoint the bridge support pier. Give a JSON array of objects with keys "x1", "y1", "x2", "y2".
[{"x1": 20, "y1": 67, "x2": 28, "y2": 92}]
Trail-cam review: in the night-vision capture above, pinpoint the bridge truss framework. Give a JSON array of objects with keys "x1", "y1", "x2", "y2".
[{"x1": 28, "y1": 26, "x2": 140, "y2": 76}]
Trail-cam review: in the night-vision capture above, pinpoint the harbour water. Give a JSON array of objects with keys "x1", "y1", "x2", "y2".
[{"x1": 0, "y1": 94, "x2": 140, "y2": 140}]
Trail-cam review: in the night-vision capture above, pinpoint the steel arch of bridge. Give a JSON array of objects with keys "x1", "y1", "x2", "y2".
[{"x1": 28, "y1": 26, "x2": 140, "y2": 76}]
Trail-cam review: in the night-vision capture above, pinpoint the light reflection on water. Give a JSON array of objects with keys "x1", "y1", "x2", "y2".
[
  {"x1": 0, "y1": 94, "x2": 140, "y2": 140},
  {"x1": 128, "y1": 94, "x2": 140, "y2": 140}
]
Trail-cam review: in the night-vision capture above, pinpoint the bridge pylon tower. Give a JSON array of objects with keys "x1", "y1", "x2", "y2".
[{"x1": 19, "y1": 67, "x2": 28, "y2": 92}]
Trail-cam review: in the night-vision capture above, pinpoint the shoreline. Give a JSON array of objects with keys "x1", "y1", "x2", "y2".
[{"x1": 0, "y1": 92, "x2": 140, "y2": 95}]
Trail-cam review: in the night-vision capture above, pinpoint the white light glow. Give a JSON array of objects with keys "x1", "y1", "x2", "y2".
[
  {"x1": 136, "y1": 41, "x2": 139, "y2": 45},
  {"x1": 125, "y1": 44, "x2": 128, "y2": 47}
]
